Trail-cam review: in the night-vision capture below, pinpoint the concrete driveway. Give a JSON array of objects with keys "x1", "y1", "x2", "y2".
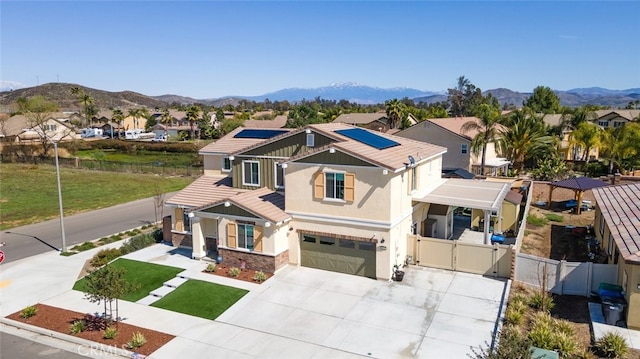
[
  {"x1": 205, "y1": 266, "x2": 508, "y2": 359},
  {"x1": 1, "y1": 243, "x2": 509, "y2": 358}
]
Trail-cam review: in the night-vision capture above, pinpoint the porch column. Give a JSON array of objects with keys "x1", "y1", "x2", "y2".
[
  {"x1": 191, "y1": 216, "x2": 206, "y2": 259},
  {"x1": 484, "y1": 210, "x2": 491, "y2": 245}
]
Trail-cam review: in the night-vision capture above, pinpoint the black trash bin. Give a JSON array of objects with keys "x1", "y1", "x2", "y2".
[{"x1": 601, "y1": 296, "x2": 626, "y2": 326}]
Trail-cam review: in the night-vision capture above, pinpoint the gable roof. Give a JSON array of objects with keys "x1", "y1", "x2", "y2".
[
  {"x1": 550, "y1": 177, "x2": 609, "y2": 191},
  {"x1": 198, "y1": 126, "x2": 293, "y2": 155},
  {"x1": 594, "y1": 109, "x2": 640, "y2": 121},
  {"x1": 406, "y1": 117, "x2": 481, "y2": 141},
  {"x1": 592, "y1": 183, "x2": 640, "y2": 263},
  {"x1": 243, "y1": 114, "x2": 288, "y2": 129},
  {"x1": 288, "y1": 123, "x2": 447, "y2": 171}
]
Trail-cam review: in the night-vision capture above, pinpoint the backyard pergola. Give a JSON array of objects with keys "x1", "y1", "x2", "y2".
[{"x1": 547, "y1": 177, "x2": 609, "y2": 215}]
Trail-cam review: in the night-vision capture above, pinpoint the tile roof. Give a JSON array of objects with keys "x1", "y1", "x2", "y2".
[
  {"x1": 198, "y1": 127, "x2": 293, "y2": 155},
  {"x1": 423, "y1": 117, "x2": 482, "y2": 140},
  {"x1": 299, "y1": 123, "x2": 447, "y2": 171},
  {"x1": 594, "y1": 109, "x2": 640, "y2": 121},
  {"x1": 243, "y1": 115, "x2": 288, "y2": 129},
  {"x1": 333, "y1": 113, "x2": 387, "y2": 125},
  {"x1": 166, "y1": 176, "x2": 246, "y2": 208},
  {"x1": 592, "y1": 183, "x2": 640, "y2": 263}
]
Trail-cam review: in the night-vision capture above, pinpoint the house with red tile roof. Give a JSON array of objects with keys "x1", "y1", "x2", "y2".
[{"x1": 165, "y1": 123, "x2": 519, "y2": 280}]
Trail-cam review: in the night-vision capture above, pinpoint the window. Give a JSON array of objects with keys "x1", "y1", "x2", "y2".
[
  {"x1": 339, "y1": 239, "x2": 355, "y2": 249},
  {"x1": 242, "y1": 161, "x2": 260, "y2": 186},
  {"x1": 274, "y1": 163, "x2": 285, "y2": 189},
  {"x1": 222, "y1": 157, "x2": 232, "y2": 172},
  {"x1": 237, "y1": 223, "x2": 254, "y2": 250},
  {"x1": 306, "y1": 133, "x2": 315, "y2": 147},
  {"x1": 314, "y1": 172, "x2": 355, "y2": 201},
  {"x1": 325, "y1": 172, "x2": 345, "y2": 199},
  {"x1": 598, "y1": 120, "x2": 608, "y2": 127},
  {"x1": 319, "y1": 236, "x2": 335, "y2": 245},
  {"x1": 461, "y1": 144, "x2": 468, "y2": 154},
  {"x1": 302, "y1": 235, "x2": 316, "y2": 243},
  {"x1": 410, "y1": 167, "x2": 417, "y2": 192},
  {"x1": 182, "y1": 211, "x2": 192, "y2": 233},
  {"x1": 613, "y1": 122, "x2": 624, "y2": 128}
]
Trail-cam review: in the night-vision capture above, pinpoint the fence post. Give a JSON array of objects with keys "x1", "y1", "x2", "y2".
[
  {"x1": 586, "y1": 261, "x2": 593, "y2": 297},
  {"x1": 558, "y1": 260, "x2": 567, "y2": 295}
]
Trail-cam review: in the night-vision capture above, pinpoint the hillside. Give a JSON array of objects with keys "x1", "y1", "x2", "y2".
[{"x1": 0, "y1": 83, "x2": 167, "y2": 111}]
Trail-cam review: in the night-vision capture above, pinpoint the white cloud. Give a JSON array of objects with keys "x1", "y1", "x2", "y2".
[{"x1": 0, "y1": 80, "x2": 29, "y2": 92}]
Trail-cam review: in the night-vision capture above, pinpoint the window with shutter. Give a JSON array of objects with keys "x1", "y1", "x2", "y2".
[{"x1": 227, "y1": 223, "x2": 237, "y2": 248}]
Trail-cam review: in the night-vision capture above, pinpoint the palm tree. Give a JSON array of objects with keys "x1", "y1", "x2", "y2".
[
  {"x1": 127, "y1": 108, "x2": 149, "y2": 130},
  {"x1": 600, "y1": 123, "x2": 640, "y2": 173},
  {"x1": 461, "y1": 103, "x2": 502, "y2": 176},
  {"x1": 160, "y1": 108, "x2": 173, "y2": 127},
  {"x1": 497, "y1": 109, "x2": 555, "y2": 173},
  {"x1": 186, "y1": 105, "x2": 201, "y2": 139},
  {"x1": 569, "y1": 122, "x2": 602, "y2": 164},
  {"x1": 111, "y1": 109, "x2": 124, "y2": 139},
  {"x1": 385, "y1": 99, "x2": 406, "y2": 129},
  {"x1": 80, "y1": 93, "x2": 95, "y2": 127}
]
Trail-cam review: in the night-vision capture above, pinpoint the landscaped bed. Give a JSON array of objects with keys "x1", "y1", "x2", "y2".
[
  {"x1": 202, "y1": 263, "x2": 274, "y2": 284},
  {"x1": 151, "y1": 280, "x2": 248, "y2": 320},
  {"x1": 6, "y1": 304, "x2": 174, "y2": 356},
  {"x1": 73, "y1": 258, "x2": 184, "y2": 301}
]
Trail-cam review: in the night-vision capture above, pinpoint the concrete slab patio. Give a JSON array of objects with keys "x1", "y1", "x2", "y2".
[{"x1": 1, "y1": 243, "x2": 510, "y2": 358}]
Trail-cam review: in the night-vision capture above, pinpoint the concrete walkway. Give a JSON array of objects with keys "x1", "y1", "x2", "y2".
[{"x1": 1, "y1": 243, "x2": 512, "y2": 358}]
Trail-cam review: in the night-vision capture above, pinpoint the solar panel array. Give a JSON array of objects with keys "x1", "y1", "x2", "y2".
[
  {"x1": 234, "y1": 129, "x2": 288, "y2": 139},
  {"x1": 335, "y1": 128, "x2": 400, "y2": 150}
]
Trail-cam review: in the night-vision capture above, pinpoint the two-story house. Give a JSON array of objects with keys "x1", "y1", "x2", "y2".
[
  {"x1": 165, "y1": 123, "x2": 517, "y2": 280},
  {"x1": 592, "y1": 183, "x2": 640, "y2": 330},
  {"x1": 593, "y1": 110, "x2": 640, "y2": 129},
  {"x1": 395, "y1": 117, "x2": 510, "y2": 176}
]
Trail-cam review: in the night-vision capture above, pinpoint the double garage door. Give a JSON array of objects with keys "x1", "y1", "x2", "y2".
[{"x1": 300, "y1": 234, "x2": 376, "y2": 278}]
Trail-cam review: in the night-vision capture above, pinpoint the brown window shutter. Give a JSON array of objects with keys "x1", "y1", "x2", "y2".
[
  {"x1": 227, "y1": 223, "x2": 237, "y2": 248},
  {"x1": 344, "y1": 173, "x2": 355, "y2": 202},
  {"x1": 175, "y1": 208, "x2": 184, "y2": 232},
  {"x1": 253, "y1": 226, "x2": 263, "y2": 252},
  {"x1": 314, "y1": 172, "x2": 324, "y2": 199}
]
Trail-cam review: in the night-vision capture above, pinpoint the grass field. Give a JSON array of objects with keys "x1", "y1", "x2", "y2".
[
  {"x1": 0, "y1": 163, "x2": 194, "y2": 230},
  {"x1": 73, "y1": 258, "x2": 184, "y2": 302},
  {"x1": 151, "y1": 280, "x2": 248, "y2": 320},
  {"x1": 75, "y1": 149, "x2": 199, "y2": 167}
]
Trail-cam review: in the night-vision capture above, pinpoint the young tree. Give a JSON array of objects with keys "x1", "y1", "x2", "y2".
[
  {"x1": 461, "y1": 103, "x2": 503, "y2": 175},
  {"x1": 17, "y1": 96, "x2": 68, "y2": 157},
  {"x1": 83, "y1": 265, "x2": 138, "y2": 326},
  {"x1": 523, "y1": 86, "x2": 561, "y2": 114}
]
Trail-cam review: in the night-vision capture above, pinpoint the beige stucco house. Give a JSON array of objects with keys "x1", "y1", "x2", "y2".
[
  {"x1": 395, "y1": 117, "x2": 510, "y2": 176},
  {"x1": 165, "y1": 123, "x2": 520, "y2": 280},
  {"x1": 593, "y1": 109, "x2": 640, "y2": 129},
  {"x1": 2, "y1": 113, "x2": 80, "y2": 143},
  {"x1": 333, "y1": 112, "x2": 418, "y2": 133},
  {"x1": 592, "y1": 183, "x2": 640, "y2": 330}
]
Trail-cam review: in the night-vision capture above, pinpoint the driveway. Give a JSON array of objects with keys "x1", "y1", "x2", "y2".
[{"x1": 0, "y1": 244, "x2": 509, "y2": 358}]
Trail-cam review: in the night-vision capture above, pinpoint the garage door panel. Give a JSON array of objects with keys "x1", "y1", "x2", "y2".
[{"x1": 301, "y1": 236, "x2": 376, "y2": 278}]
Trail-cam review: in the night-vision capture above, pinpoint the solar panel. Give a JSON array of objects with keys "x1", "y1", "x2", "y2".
[
  {"x1": 234, "y1": 129, "x2": 288, "y2": 139},
  {"x1": 335, "y1": 128, "x2": 400, "y2": 150}
]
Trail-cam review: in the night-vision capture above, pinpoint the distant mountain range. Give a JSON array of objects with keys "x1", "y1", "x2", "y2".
[{"x1": 1, "y1": 82, "x2": 638, "y2": 111}]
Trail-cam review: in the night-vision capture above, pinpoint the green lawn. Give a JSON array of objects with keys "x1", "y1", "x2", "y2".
[
  {"x1": 151, "y1": 280, "x2": 248, "y2": 320},
  {"x1": 0, "y1": 163, "x2": 193, "y2": 230},
  {"x1": 73, "y1": 258, "x2": 184, "y2": 302},
  {"x1": 75, "y1": 149, "x2": 199, "y2": 167}
]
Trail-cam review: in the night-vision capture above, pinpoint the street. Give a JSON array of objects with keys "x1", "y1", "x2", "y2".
[{"x1": 0, "y1": 193, "x2": 174, "y2": 263}]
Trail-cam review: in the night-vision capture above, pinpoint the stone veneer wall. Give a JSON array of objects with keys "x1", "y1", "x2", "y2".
[{"x1": 218, "y1": 248, "x2": 289, "y2": 273}]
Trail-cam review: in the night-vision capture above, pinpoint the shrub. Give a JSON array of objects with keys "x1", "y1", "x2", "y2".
[
  {"x1": 228, "y1": 267, "x2": 241, "y2": 277},
  {"x1": 470, "y1": 326, "x2": 532, "y2": 359},
  {"x1": 544, "y1": 213, "x2": 564, "y2": 222},
  {"x1": 253, "y1": 271, "x2": 268, "y2": 283},
  {"x1": 90, "y1": 248, "x2": 122, "y2": 267},
  {"x1": 503, "y1": 307, "x2": 524, "y2": 326},
  {"x1": 553, "y1": 331, "x2": 578, "y2": 358},
  {"x1": 70, "y1": 319, "x2": 87, "y2": 334},
  {"x1": 205, "y1": 263, "x2": 216, "y2": 273},
  {"x1": 60, "y1": 251, "x2": 76, "y2": 256},
  {"x1": 595, "y1": 332, "x2": 629, "y2": 358},
  {"x1": 553, "y1": 318, "x2": 575, "y2": 336},
  {"x1": 20, "y1": 305, "x2": 38, "y2": 318},
  {"x1": 528, "y1": 325, "x2": 555, "y2": 350},
  {"x1": 151, "y1": 228, "x2": 163, "y2": 243},
  {"x1": 120, "y1": 233, "x2": 155, "y2": 254},
  {"x1": 529, "y1": 292, "x2": 555, "y2": 312},
  {"x1": 71, "y1": 241, "x2": 96, "y2": 252},
  {"x1": 127, "y1": 331, "x2": 147, "y2": 349},
  {"x1": 526, "y1": 214, "x2": 548, "y2": 227},
  {"x1": 103, "y1": 326, "x2": 118, "y2": 339}
]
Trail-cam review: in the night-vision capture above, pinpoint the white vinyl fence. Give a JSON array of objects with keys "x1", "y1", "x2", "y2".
[{"x1": 515, "y1": 253, "x2": 617, "y2": 296}]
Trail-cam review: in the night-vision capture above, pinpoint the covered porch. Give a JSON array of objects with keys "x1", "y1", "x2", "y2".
[{"x1": 413, "y1": 179, "x2": 512, "y2": 245}]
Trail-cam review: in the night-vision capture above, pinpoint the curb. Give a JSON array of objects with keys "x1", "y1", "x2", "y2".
[{"x1": 0, "y1": 317, "x2": 137, "y2": 358}]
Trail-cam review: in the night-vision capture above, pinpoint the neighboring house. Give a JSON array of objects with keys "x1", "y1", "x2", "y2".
[
  {"x1": 2, "y1": 113, "x2": 79, "y2": 143},
  {"x1": 395, "y1": 117, "x2": 510, "y2": 176},
  {"x1": 542, "y1": 113, "x2": 600, "y2": 162},
  {"x1": 165, "y1": 123, "x2": 521, "y2": 280},
  {"x1": 592, "y1": 109, "x2": 640, "y2": 129},
  {"x1": 592, "y1": 183, "x2": 640, "y2": 330},
  {"x1": 243, "y1": 114, "x2": 288, "y2": 129},
  {"x1": 333, "y1": 112, "x2": 418, "y2": 133}
]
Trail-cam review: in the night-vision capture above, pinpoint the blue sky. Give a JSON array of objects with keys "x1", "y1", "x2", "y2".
[{"x1": 2, "y1": 1, "x2": 638, "y2": 99}]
